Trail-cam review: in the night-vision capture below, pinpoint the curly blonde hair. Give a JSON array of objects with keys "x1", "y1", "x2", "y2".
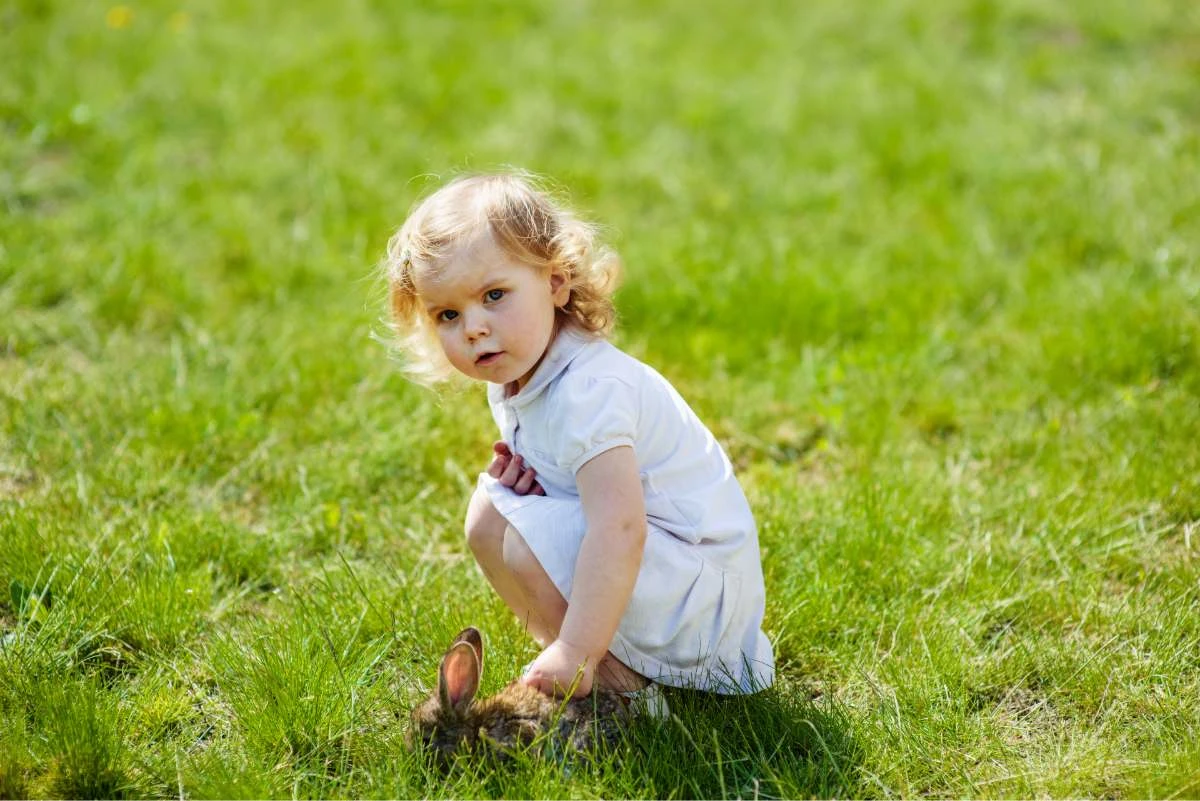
[{"x1": 381, "y1": 172, "x2": 622, "y2": 385}]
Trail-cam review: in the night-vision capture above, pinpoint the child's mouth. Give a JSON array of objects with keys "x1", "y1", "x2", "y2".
[{"x1": 475, "y1": 352, "x2": 502, "y2": 366}]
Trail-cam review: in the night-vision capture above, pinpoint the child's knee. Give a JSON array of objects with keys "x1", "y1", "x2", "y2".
[
  {"x1": 500, "y1": 525, "x2": 538, "y2": 579},
  {"x1": 464, "y1": 488, "x2": 505, "y2": 556},
  {"x1": 502, "y1": 526, "x2": 565, "y2": 612}
]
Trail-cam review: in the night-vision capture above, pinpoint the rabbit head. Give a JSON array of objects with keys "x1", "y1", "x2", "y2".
[{"x1": 409, "y1": 626, "x2": 546, "y2": 762}]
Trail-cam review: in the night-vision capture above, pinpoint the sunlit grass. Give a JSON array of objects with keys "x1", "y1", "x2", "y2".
[{"x1": 2, "y1": 0, "x2": 1198, "y2": 797}]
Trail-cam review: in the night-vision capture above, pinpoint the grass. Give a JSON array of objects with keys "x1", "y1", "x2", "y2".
[{"x1": 2, "y1": 0, "x2": 1198, "y2": 796}]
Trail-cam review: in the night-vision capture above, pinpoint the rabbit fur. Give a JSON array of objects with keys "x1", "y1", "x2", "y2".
[{"x1": 409, "y1": 626, "x2": 630, "y2": 764}]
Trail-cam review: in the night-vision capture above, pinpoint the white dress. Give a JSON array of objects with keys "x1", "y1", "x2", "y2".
[{"x1": 478, "y1": 327, "x2": 774, "y2": 694}]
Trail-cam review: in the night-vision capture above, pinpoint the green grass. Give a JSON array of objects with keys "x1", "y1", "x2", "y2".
[{"x1": 2, "y1": 0, "x2": 1198, "y2": 797}]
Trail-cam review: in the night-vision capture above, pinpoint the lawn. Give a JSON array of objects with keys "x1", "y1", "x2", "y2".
[{"x1": 2, "y1": 0, "x2": 1198, "y2": 797}]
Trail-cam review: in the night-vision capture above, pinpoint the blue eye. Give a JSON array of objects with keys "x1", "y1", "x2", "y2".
[
  {"x1": 437, "y1": 310, "x2": 459, "y2": 322},
  {"x1": 485, "y1": 289, "x2": 504, "y2": 302}
]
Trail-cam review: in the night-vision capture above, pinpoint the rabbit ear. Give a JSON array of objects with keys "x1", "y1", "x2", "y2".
[
  {"x1": 450, "y1": 627, "x2": 484, "y2": 674},
  {"x1": 438, "y1": 641, "x2": 480, "y2": 714}
]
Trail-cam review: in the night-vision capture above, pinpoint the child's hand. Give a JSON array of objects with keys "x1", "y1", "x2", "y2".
[
  {"x1": 521, "y1": 639, "x2": 595, "y2": 698},
  {"x1": 488, "y1": 441, "x2": 545, "y2": 496}
]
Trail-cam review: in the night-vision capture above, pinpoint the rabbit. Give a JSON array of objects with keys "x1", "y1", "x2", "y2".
[{"x1": 408, "y1": 626, "x2": 630, "y2": 764}]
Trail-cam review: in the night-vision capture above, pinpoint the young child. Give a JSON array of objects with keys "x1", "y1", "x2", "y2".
[{"x1": 383, "y1": 173, "x2": 774, "y2": 714}]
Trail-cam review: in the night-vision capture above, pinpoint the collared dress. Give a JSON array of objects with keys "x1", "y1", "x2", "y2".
[{"x1": 477, "y1": 327, "x2": 774, "y2": 693}]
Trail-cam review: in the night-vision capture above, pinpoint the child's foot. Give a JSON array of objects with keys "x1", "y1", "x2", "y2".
[{"x1": 620, "y1": 682, "x2": 670, "y2": 720}]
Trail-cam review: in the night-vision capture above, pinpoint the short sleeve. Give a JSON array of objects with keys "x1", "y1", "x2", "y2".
[{"x1": 555, "y1": 375, "x2": 639, "y2": 474}]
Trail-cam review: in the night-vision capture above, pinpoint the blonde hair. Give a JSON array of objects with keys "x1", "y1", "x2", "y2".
[{"x1": 381, "y1": 172, "x2": 622, "y2": 385}]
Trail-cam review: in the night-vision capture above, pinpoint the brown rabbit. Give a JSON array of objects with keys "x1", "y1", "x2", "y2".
[{"x1": 409, "y1": 626, "x2": 630, "y2": 764}]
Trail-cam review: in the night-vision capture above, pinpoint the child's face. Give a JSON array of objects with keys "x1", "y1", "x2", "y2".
[{"x1": 415, "y1": 233, "x2": 569, "y2": 389}]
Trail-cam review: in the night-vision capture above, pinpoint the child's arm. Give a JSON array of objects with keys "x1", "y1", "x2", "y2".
[{"x1": 521, "y1": 445, "x2": 646, "y2": 697}]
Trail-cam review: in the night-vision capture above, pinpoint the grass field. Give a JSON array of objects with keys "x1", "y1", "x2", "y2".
[{"x1": 3, "y1": 0, "x2": 1199, "y2": 797}]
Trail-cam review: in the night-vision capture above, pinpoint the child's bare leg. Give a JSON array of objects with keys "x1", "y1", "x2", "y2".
[
  {"x1": 499, "y1": 522, "x2": 650, "y2": 694},
  {"x1": 595, "y1": 653, "x2": 650, "y2": 693},
  {"x1": 467, "y1": 487, "x2": 651, "y2": 692},
  {"x1": 464, "y1": 486, "x2": 560, "y2": 647},
  {"x1": 499, "y1": 524, "x2": 567, "y2": 646}
]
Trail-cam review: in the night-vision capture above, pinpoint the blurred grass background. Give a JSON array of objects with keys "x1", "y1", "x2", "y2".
[{"x1": 2, "y1": 0, "x2": 1198, "y2": 797}]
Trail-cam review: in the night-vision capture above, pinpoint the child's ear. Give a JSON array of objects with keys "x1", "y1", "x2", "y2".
[{"x1": 549, "y1": 268, "x2": 570, "y2": 308}]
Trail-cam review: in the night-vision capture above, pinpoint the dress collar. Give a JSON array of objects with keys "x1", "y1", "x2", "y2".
[{"x1": 487, "y1": 327, "x2": 595, "y2": 409}]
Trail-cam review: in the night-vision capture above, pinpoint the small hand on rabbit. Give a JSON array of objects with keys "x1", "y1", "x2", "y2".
[
  {"x1": 522, "y1": 638, "x2": 595, "y2": 698},
  {"x1": 488, "y1": 441, "x2": 545, "y2": 496}
]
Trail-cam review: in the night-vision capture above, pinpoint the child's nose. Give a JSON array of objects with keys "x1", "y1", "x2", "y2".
[{"x1": 464, "y1": 308, "x2": 489, "y2": 340}]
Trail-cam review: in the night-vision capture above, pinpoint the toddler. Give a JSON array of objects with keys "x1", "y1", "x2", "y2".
[{"x1": 383, "y1": 173, "x2": 773, "y2": 714}]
